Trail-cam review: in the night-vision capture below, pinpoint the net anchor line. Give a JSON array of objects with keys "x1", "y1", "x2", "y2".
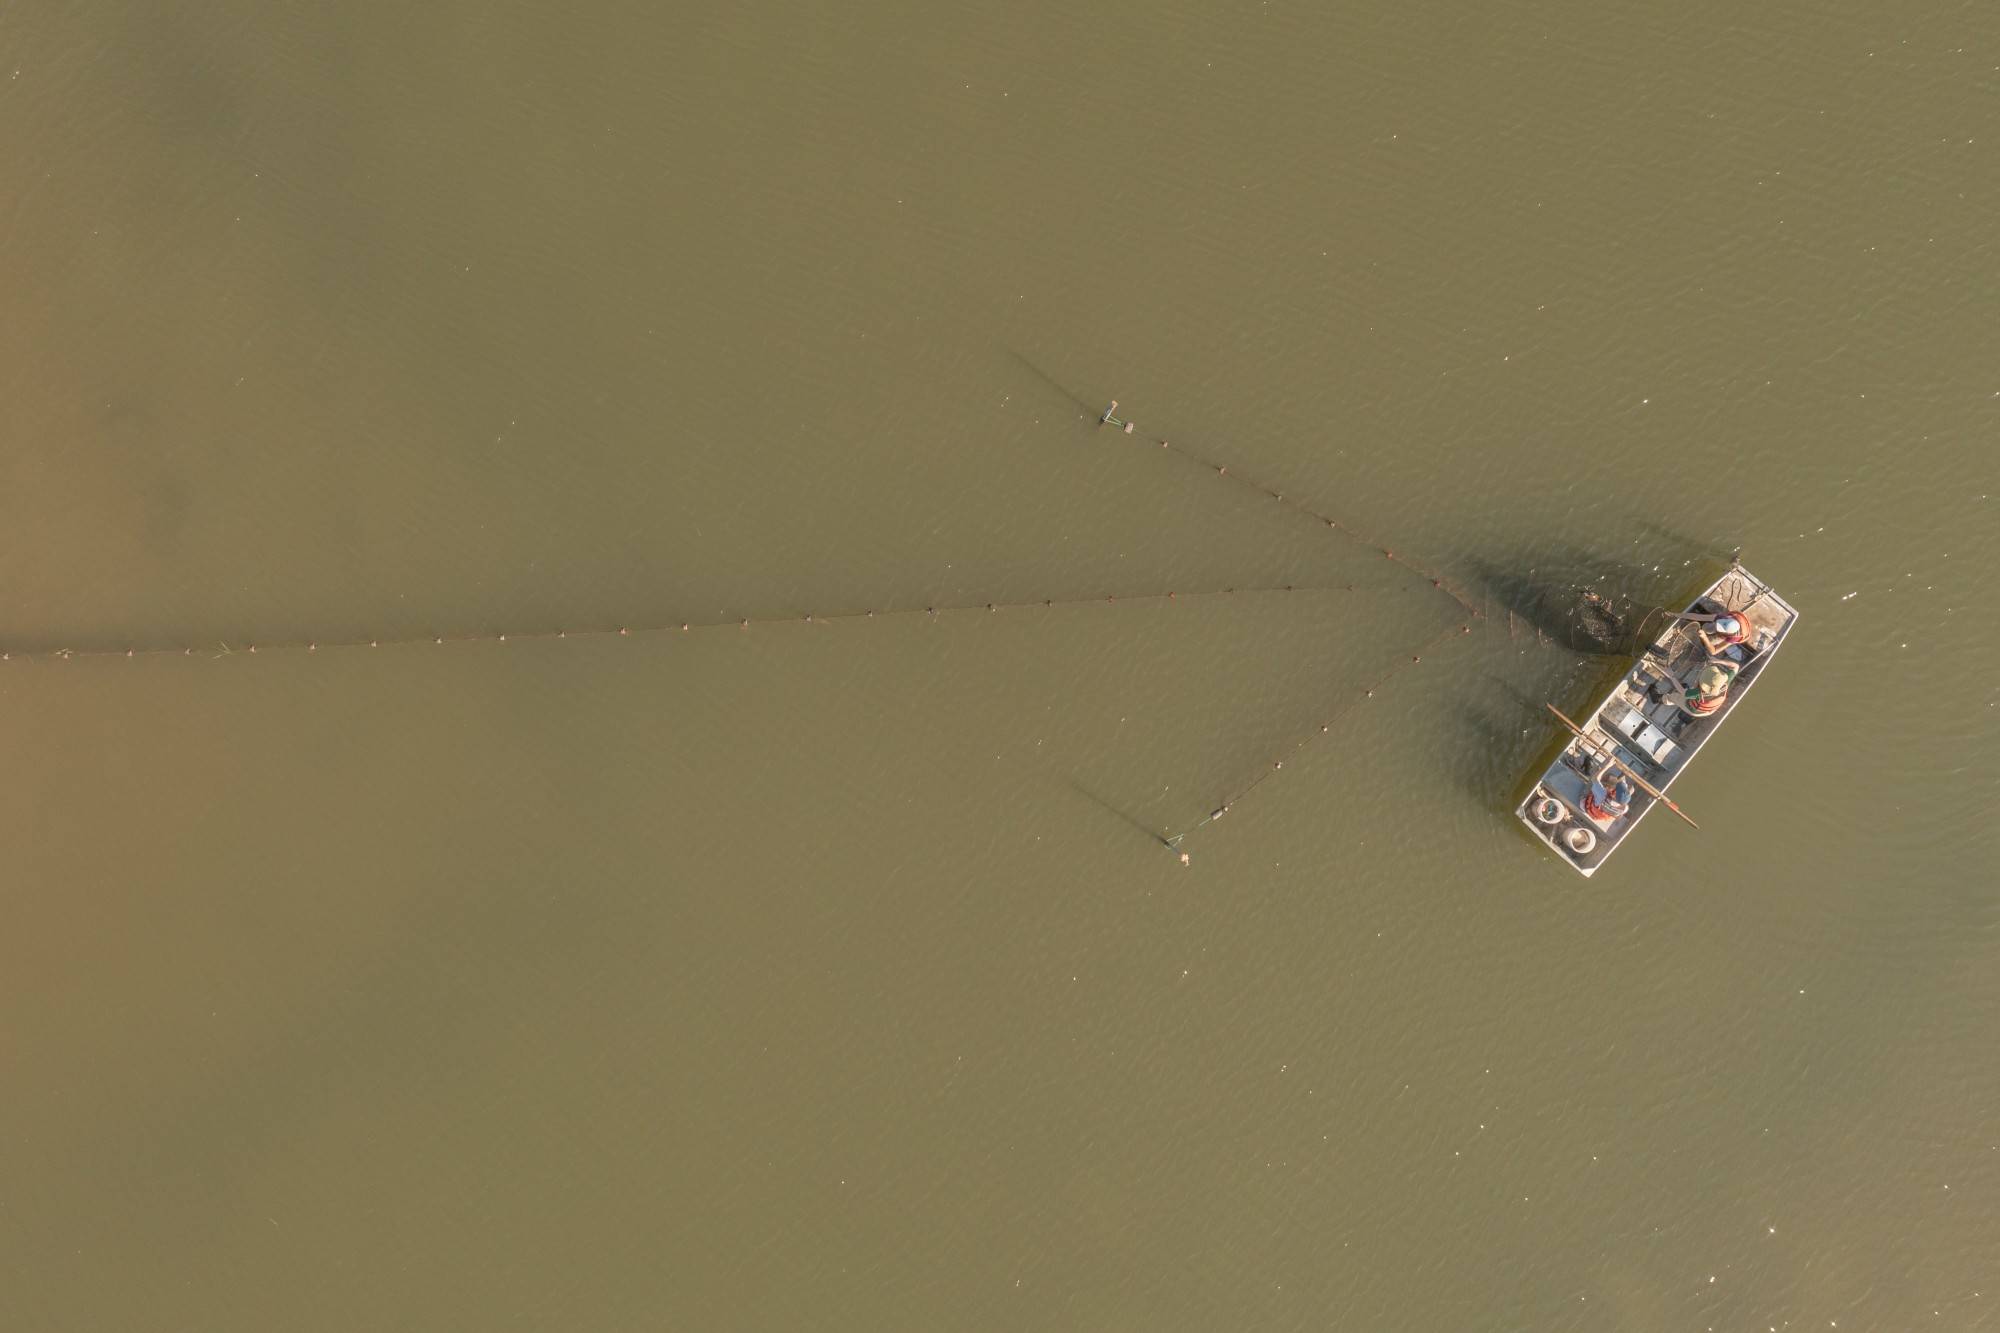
[
  {"x1": 0, "y1": 582, "x2": 1366, "y2": 664},
  {"x1": 1160, "y1": 616, "x2": 1479, "y2": 857},
  {"x1": 1096, "y1": 400, "x2": 1481, "y2": 620}
]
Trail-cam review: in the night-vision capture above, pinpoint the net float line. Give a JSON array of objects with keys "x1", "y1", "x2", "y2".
[
  {"x1": 1096, "y1": 400, "x2": 1482, "y2": 621},
  {"x1": 0, "y1": 582, "x2": 1368, "y2": 665},
  {"x1": 1163, "y1": 615, "x2": 1478, "y2": 854}
]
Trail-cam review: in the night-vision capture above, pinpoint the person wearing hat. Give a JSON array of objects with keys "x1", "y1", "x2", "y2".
[
  {"x1": 1697, "y1": 613, "x2": 1751, "y2": 659},
  {"x1": 1682, "y1": 658, "x2": 1740, "y2": 717},
  {"x1": 1582, "y1": 770, "x2": 1634, "y2": 822}
]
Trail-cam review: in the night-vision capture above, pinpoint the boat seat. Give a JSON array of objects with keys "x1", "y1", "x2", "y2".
[{"x1": 1601, "y1": 697, "x2": 1679, "y2": 766}]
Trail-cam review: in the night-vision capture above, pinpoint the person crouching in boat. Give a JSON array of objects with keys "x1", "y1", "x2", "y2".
[
  {"x1": 1582, "y1": 772, "x2": 1634, "y2": 822},
  {"x1": 1697, "y1": 613, "x2": 1750, "y2": 658},
  {"x1": 1681, "y1": 659, "x2": 1740, "y2": 717}
]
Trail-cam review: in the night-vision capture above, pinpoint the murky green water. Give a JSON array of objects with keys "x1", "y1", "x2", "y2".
[{"x1": 3, "y1": 2, "x2": 1995, "y2": 1328}]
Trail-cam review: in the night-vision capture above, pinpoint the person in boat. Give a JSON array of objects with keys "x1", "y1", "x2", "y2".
[
  {"x1": 1697, "y1": 613, "x2": 1751, "y2": 659},
  {"x1": 1582, "y1": 771, "x2": 1634, "y2": 822},
  {"x1": 1682, "y1": 658, "x2": 1740, "y2": 717}
]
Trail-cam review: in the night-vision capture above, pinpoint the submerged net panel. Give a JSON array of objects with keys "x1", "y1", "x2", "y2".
[
  {"x1": 1064, "y1": 406, "x2": 1481, "y2": 842},
  {"x1": 880, "y1": 581, "x2": 1468, "y2": 845}
]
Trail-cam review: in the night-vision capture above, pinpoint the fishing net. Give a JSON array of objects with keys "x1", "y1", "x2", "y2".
[{"x1": 1, "y1": 389, "x2": 1485, "y2": 852}]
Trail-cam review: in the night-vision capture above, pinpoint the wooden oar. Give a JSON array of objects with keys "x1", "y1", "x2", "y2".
[{"x1": 1545, "y1": 704, "x2": 1700, "y2": 831}]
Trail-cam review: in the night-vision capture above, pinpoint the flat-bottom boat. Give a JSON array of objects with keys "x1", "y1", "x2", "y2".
[{"x1": 1516, "y1": 563, "x2": 1799, "y2": 876}]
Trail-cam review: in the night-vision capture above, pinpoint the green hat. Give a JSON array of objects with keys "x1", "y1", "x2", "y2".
[{"x1": 1693, "y1": 661, "x2": 1737, "y2": 697}]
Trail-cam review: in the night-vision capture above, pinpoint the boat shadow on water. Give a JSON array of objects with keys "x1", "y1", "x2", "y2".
[
  {"x1": 1462, "y1": 541, "x2": 1718, "y2": 660},
  {"x1": 1448, "y1": 673, "x2": 1617, "y2": 821},
  {"x1": 1449, "y1": 539, "x2": 1735, "y2": 821}
]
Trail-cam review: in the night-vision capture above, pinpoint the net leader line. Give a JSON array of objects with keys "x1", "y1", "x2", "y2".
[
  {"x1": 0, "y1": 582, "x2": 1369, "y2": 664},
  {"x1": 1096, "y1": 398, "x2": 1481, "y2": 620}
]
